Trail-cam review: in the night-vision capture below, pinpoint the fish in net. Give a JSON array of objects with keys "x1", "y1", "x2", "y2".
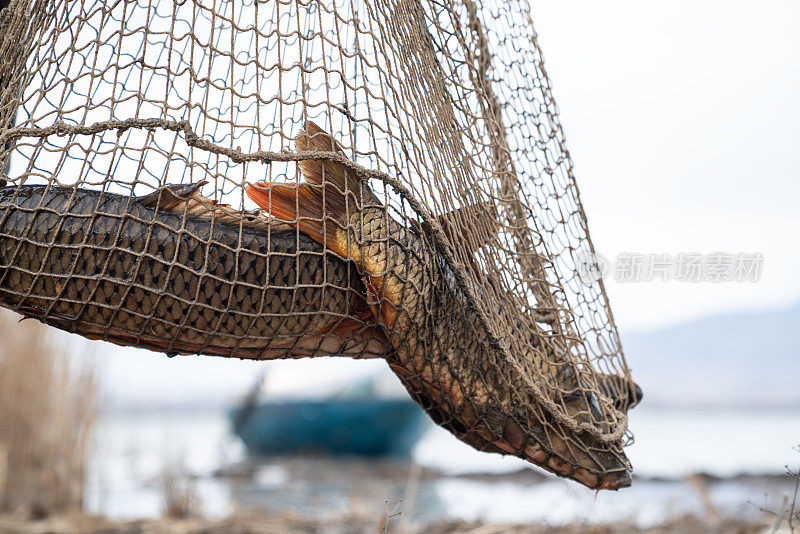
[{"x1": 0, "y1": 0, "x2": 640, "y2": 489}]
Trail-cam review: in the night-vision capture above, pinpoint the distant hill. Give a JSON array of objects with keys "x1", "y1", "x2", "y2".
[{"x1": 621, "y1": 302, "x2": 800, "y2": 407}]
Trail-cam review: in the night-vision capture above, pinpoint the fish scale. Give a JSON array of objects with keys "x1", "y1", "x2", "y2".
[{"x1": 0, "y1": 185, "x2": 387, "y2": 360}]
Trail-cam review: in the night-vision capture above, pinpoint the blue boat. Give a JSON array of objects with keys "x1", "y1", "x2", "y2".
[
  {"x1": 231, "y1": 397, "x2": 426, "y2": 457},
  {"x1": 230, "y1": 372, "x2": 427, "y2": 458}
]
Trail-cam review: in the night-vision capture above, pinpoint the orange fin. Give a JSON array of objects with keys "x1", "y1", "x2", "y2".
[
  {"x1": 246, "y1": 121, "x2": 374, "y2": 259},
  {"x1": 244, "y1": 182, "x2": 348, "y2": 257}
]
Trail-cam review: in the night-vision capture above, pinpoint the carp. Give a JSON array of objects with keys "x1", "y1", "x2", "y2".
[
  {"x1": 246, "y1": 122, "x2": 640, "y2": 489},
  {"x1": 0, "y1": 182, "x2": 387, "y2": 359}
]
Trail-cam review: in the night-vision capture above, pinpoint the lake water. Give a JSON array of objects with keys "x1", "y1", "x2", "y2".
[{"x1": 84, "y1": 406, "x2": 800, "y2": 527}]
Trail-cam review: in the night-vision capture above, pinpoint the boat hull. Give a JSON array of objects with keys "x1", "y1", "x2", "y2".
[{"x1": 231, "y1": 399, "x2": 426, "y2": 457}]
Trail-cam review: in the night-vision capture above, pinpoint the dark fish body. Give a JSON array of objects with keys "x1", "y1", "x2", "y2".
[
  {"x1": 246, "y1": 122, "x2": 639, "y2": 490},
  {"x1": 0, "y1": 185, "x2": 385, "y2": 359}
]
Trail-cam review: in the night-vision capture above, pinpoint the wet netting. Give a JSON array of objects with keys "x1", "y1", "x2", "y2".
[{"x1": 0, "y1": 0, "x2": 639, "y2": 488}]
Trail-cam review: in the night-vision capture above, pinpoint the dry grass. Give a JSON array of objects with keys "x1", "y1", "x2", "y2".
[
  {"x1": 747, "y1": 445, "x2": 800, "y2": 533},
  {"x1": 162, "y1": 460, "x2": 198, "y2": 519},
  {"x1": 0, "y1": 310, "x2": 97, "y2": 518}
]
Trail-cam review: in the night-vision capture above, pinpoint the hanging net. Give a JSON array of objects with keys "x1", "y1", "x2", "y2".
[{"x1": 0, "y1": 0, "x2": 640, "y2": 489}]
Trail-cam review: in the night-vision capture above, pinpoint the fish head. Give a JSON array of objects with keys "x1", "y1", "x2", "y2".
[
  {"x1": 390, "y1": 354, "x2": 640, "y2": 490},
  {"x1": 476, "y1": 391, "x2": 632, "y2": 490},
  {"x1": 479, "y1": 365, "x2": 642, "y2": 489},
  {"x1": 544, "y1": 391, "x2": 634, "y2": 489},
  {"x1": 528, "y1": 372, "x2": 642, "y2": 489}
]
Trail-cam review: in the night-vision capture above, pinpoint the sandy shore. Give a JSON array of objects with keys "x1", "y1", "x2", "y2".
[{"x1": 0, "y1": 512, "x2": 770, "y2": 534}]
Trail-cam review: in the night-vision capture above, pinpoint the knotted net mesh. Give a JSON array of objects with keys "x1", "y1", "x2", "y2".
[{"x1": 0, "y1": 0, "x2": 638, "y2": 488}]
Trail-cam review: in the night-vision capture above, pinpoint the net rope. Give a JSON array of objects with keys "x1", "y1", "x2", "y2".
[{"x1": 0, "y1": 0, "x2": 638, "y2": 487}]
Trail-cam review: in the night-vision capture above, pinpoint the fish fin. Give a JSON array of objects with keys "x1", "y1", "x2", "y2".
[
  {"x1": 320, "y1": 316, "x2": 371, "y2": 337},
  {"x1": 139, "y1": 181, "x2": 293, "y2": 232},
  {"x1": 438, "y1": 202, "x2": 500, "y2": 254},
  {"x1": 361, "y1": 273, "x2": 383, "y2": 322},
  {"x1": 245, "y1": 121, "x2": 368, "y2": 259},
  {"x1": 138, "y1": 181, "x2": 209, "y2": 210},
  {"x1": 16, "y1": 305, "x2": 79, "y2": 331},
  {"x1": 244, "y1": 181, "x2": 349, "y2": 259},
  {"x1": 296, "y1": 121, "x2": 374, "y2": 203},
  {"x1": 413, "y1": 202, "x2": 500, "y2": 255}
]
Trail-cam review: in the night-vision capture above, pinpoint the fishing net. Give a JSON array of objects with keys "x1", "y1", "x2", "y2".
[{"x1": 0, "y1": 0, "x2": 638, "y2": 486}]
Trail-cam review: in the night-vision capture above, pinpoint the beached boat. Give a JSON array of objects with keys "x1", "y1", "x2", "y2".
[
  {"x1": 231, "y1": 397, "x2": 426, "y2": 457},
  {"x1": 230, "y1": 373, "x2": 427, "y2": 457}
]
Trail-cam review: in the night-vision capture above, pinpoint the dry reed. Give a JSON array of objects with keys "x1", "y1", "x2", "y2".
[
  {"x1": 161, "y1": 459, "x2": 197, "y2": 519},
  {"x1": 0, "y1": 310, "x2": 97, "y2": 518}
]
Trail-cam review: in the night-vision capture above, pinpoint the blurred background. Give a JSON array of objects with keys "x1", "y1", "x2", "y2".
[{"x1": 0, "y1": 1, "x2": 798, "y2": 532}]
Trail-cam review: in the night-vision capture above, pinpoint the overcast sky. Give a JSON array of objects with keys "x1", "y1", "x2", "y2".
[
  {"x1": 528, "y1": 0, "x2": 800, "y2": 331},
  {"x1": 51, "y1": 1, "x2": 800, "y2": 406}
]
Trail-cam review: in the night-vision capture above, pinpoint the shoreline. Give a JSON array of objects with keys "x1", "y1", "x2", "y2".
[{"x1": 0, "y1": 512, "x2": 769, "y2": 534}]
